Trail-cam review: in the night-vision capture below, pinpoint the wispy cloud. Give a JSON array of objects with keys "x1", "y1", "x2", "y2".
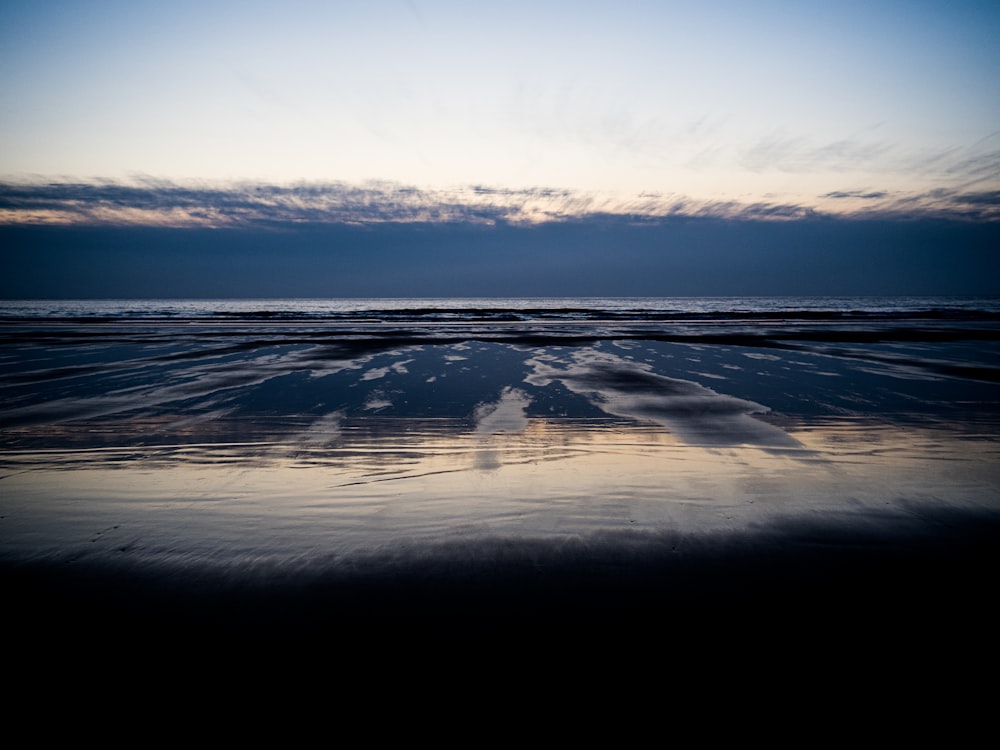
[
  {"x1": 817, "y1": 186, "x2": 1000, "y2": 221},
  {"x1": 740, "y1": 133, "x2": 893, "y2": 174},
  {"x1": 823, "y1": 190, "x2": 889, "y2": 200},
  {"x1": 740, "y1": 130, "x2": 1000, "y2": 201},
  {"x1": 0, "y1": 174, "x2": 997, "y2": 229}
]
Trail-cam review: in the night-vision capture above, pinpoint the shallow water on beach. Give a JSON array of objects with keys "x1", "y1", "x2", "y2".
[
  {"x1": 3, "y1": 297, "x2": 1000, "y2": 678},
  {"x1": 2, "y1": 300, "x2": 999, "y2": 580},
  {"x1": 3, "y1": 416, "x2": 998, "y2": 571}
]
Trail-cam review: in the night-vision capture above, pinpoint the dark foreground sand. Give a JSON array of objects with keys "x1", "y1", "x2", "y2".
[{"x1": 5, "y1": 511, "x2": 998, "y2": 693}]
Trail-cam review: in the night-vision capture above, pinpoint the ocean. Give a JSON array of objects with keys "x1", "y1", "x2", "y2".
[
  {"x1": 6, "y1": 293, "x2": 1000, "y2": 319},
  {"x1": 2, "y1": 296, "x2": 999, "y2": 675}
]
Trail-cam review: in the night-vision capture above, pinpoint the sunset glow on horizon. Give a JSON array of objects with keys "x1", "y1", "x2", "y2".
[{"x1": 2, "y1": 0, "x2": 998, "y2": 226}]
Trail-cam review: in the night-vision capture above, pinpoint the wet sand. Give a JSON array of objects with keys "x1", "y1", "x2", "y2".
[{"x1": 2, "y1": 314, "x2": 999, "y2": 676}]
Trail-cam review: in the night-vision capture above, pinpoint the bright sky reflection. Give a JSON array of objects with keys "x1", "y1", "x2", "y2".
[{"x1": 3, "y1": 416, "x2": 998, "y2": 569}]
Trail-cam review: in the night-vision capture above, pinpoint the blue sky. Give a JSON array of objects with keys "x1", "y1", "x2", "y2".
[
  {"x1": 3, "y1": 1, "x2": 998, "y2": 213},
  {"x1": 1, "y1": 1, "x2": 998, "y2": 295}
]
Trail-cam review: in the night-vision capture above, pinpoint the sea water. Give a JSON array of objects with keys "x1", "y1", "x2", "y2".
[{"x1": 2, "y1": 296, "x2": 999, "y2": 659}]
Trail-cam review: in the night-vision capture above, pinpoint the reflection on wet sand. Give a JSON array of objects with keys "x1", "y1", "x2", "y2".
[
  {"x1": 2, "y1": 323, "x2": 1000, "y2": 671},
  {"x1": 525, "y1": 348, "x2": 802, "y2": 449},
  {"x1": 3, "y1": 330, "x2": 999, "y2": 567},
  {"x1": 3, "y1": 412, "x2": 997, "y2": 568}
]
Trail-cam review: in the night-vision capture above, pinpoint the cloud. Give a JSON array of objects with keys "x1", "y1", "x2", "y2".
[
  {"x1": 740, "y1": 133, "x2": 892, "y2": 174},
  {"x1": 932, "y1": 132, "x2": 1000, "y2": 186},
  {"x1": 820, "y1": 186, "x2": 1000, "y2": 221},
  {"x1": 0, "y1": 177, "x2": 519, "y2": 228},
  {"x1": 3, "y1": 174, "x2": 996, "y2": 230},
  {"x1": 909, "y1": 188, "x2": 1000, "y2": 220},
  {"x1": 953, "y1": 190, "x2": 1000, "y2": 207},
  {"x1": 740, "y1": 131, "x2": 1000, "y2": 215},
  {"x1": 823, "y1": 190, "x2": 889, "y2": 200}
]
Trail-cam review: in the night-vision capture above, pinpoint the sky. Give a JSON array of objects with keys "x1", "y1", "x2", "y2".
[{"x1": 1, "y1": 1, "x2": 999, "y2": 296}]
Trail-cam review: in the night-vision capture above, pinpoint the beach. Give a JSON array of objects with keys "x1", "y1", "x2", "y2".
[{"x1": 2, "y1": 298, "x2": 999, "y2": 673}]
